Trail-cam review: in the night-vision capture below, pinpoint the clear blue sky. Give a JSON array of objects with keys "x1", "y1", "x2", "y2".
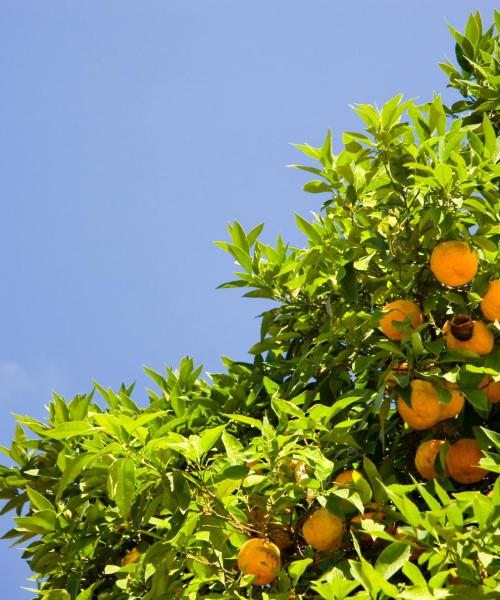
[{"x1": 1, "y1": 1, "x2": 497, "y2": 595}]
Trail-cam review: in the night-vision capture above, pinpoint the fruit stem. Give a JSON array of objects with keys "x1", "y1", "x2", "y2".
[{"x1": 450, "y1": 314, "x2": 474, "y2": 341}]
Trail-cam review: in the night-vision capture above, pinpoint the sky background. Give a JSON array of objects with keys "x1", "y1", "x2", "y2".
[{"x1": 0, "y1": 1, "x2": 497, "y2": 596}]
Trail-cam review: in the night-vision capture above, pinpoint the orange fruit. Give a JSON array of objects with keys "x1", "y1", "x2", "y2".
[
  {"x1": 479, "y1": 375, "x2": 500, "y2": 404},
  {"x1": 397, "y1": 380, "x2": 443, "y2": 430},
  {"x1": 121, "y1": 547, "x2": 141, "y2": 566},
  {"x1": 444, "y1": 318, "x2": 494, "y2": 356},
  {"x1": 430, "y1": 241, "x2": 478, "y2": 287},
  {"x1": 237, "y1": 538, "x2": 281, "y2": 586},
  {"x1": 332, "y1": 469, "x2": 367, "y2": 509},
  {"x1": 438, "y1": 385, "x2": 465, "y2": 420},
  {"x1": 414, "y1": 439, "x2": 447, "y2": 480},
  {"x1": 446, "y1": 439, "x2": 488, "y2": 485},
  {"x1": 379, "y1": 300, "x2": 423, "y2": 341},
  {"x1": 397, "y1": 380, "x2": 464, "y2": 429},
  {"x1": 301, "y1": 507, "x2": 344, "y2": 551},
  {"x1": 480, "y1": 280, "x2": 500, "y2": 322},
  {"x1": 333, "y1": 469, "x2": 358, "y2": 487}
]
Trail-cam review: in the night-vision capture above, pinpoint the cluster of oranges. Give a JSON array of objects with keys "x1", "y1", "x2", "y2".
[
  {"x1": 236, "y1": 469, "x2": 367, "y2": 586},
  {"x1": 380, "y1": 240, "x2": 499, "y2": 484},
  {"x1": 236, "y1": 241, "x2": 500, "y2": 587}
]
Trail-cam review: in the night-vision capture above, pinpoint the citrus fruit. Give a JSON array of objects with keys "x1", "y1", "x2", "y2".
[
  {"x1": 333, "y1": 469, "x2": 358, "y2": 487},
  {"x1": 301, "y1": 507, "x2": 344, "y2": 551},
  {"x1": 444, "y1": 317, "x2": 494, "y2": 355},
  {"x1": 397, "y1": 380, "x2": 464, "y2": 429},
  {"x1": 397, "y1": 380, "x2": 443, "y2": 430},
  {"x1": 414, "y1": 439, "x2": 447, "y2": 480},
  {"x1": 480, "y1": 280, "x2": 500, "y2": 322},
  {"x1": 446, "y1": 438, "x2": 488, "y2": 484},
  {"x1": 430, "y1": 241, "x2": 478, "y2": 286},
  {"x1": 237, "y1": 538, "x2": 281, "y2": 586},
  {"x1": 438, "y1": 385, "x2": 465, "y2": 420},
  {"x1": 379, "y1": 300, "x2": 423, "y2": 341},
  {"x1": 332, "y1": 469, "x2": 367, "y2": 508},
  {"x1": 121, "y1": 547, "x2": 141, "y2": 566},
  {"x1": 479, "y1": 375, "x2": 500, "y2": 404}
]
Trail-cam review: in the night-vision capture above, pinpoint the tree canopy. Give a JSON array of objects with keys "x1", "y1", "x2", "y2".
[{"x1": 1, "y1": 10, "x2": 499, "y2": 600}]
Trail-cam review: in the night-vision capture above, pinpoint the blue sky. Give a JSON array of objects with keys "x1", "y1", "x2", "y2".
[{"x1": 1, "y1": 2, "x2": 497, "y2": 595}]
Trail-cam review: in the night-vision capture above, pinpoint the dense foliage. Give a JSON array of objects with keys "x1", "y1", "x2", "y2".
[{"x1": 1, "y1": 10, "x2": 499, "y2": 600}]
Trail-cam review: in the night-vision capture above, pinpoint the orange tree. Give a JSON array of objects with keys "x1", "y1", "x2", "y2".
[{"x1": 1, "y1": 10, "x2": 500, "y2": 600}]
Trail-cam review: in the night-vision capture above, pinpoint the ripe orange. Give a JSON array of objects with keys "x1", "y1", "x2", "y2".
[
  {"x1": 444, "y1": 317, "x2": 494, "y2": 356},
  {"x1": 397, "y1": 380, "x2": 443, "y2": 430},
  {"x1": 430, "y1": 241, "x2": 478, "y2": 287},
  {"x1": 480, "y1": 280, "x2": 500, "y2": 322},
  {"x1": 379, "y1": 300, "x2": 423, "y2": 341},
  {"x1": 479, "y1": 375, "x2": 500, "y2": 404},
  {"x1": 414, "y1": 439, "x2": 447, "y2": 480},
  {"x1": 237, "y1": 538, "x2": 281, "y2": 586},
  {"x1": 438, "y1": 385, "x2": 465, "y2": 420},
  {"x1": 301, "y1": 507, "x2": 344, "y2": 551},
  {"x1": 397, "y1": 380, "x2": 465, "y2": 430},
  {"x1": 333, "y1": 469, "x2": 358, "y2": 487},
  {"x1": 121, "y1": 547, "x2": 141, "y2": 566},
  {"x1": 332, "y1": 469, "x2": 367, "y2": 509},
  {"x1": 446, "y1": 439, "x2": 488, "y2": 485}
]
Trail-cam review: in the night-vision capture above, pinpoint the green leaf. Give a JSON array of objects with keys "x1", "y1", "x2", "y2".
[
  {"x1": 482, "y1": 113, "x2": 497, "y2": 156},
  {"x1": 375, "y1": 542, "x2": 411, "y2": 580},
  {"x1": 223, "y1": 414, "x2": 263, "y2": 430},
  {"x1": 341, "y1": 262, "x2": 358, "y2": 305},
  {"x1": 221, "y1": 431, "x2": 244, "y2": 464},
  {"x1": 15, "y1": 510, "x2": 56, "y2": 534},
  {"x1": 354, "y1": 251, "x2": 377, "y2": 271},
  {"x1": 411, "y1": 331, "x2": 425, "y2": 356},
  {"x1": 44, "y1": 421, "x2": 102, "y2": 440},
  {"x1": 402, "y1": 561, "x2": 428, "y2": 588},
  {"x1": 172, "y1": 470, "x2": 192, "y2": 511},
  {"x1": 363, "y1": 456, "x2": 387, "y2": 504},
  {"x1": 107, "y1": 458, "x2": 135, "y2": 518},
  {"x1": 42, "y1": 591, "x2": 71, "y2": 600},
  {"x1": 384, "y1": 486, "x2": 421, "y2": 527},
  {"x1": 26, "y1": 487, "x2": 54, "y2": 512},
  {"x1": 303, "y1": 180, "x2": 332, "y2": 193},
  {"x1": 229, "y1": 220, "x2": 250, "y2": 254},
  {"x1": 311, "y1": 565, "x2": 360, "y2": 599},
  {"x1": 479, "y1": 427, "x2": 500, "y2": 450},
  {"x1": 375, "y1": 341, "x2": 406, "y2": 359},
  {"x1": 75, "y1": 583, "x2": 101, "y2": 600},
  {"x1": 198, "y1": 425, "x2": 225, "y2": 458},
  {"x1": 295, "y1": 213, "x2": 322, "y2": 244},
  {"x1": 271, "y1": 397, "x2": 305, "y2": 419},
  {"x1": 56, "y1": 453, "x2": 97, "y2": 500},
  {"x1": 288, "y1": 558, "x2": 313, "y2": 583}
]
